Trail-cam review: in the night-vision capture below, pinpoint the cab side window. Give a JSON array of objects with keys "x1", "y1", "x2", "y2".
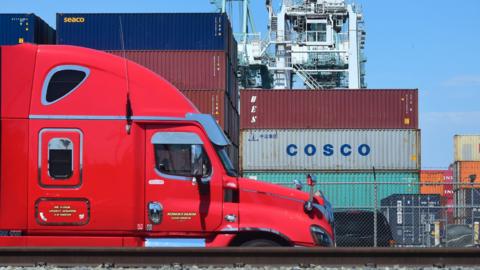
[
  {"x1": 41, "y1": 65, "x2": 90, "y2": 105},
  {"x1": 151, "y1": 132, "x2": 212, "y2": 179},
  {"x1": 39, "y1": 129, "x2": 83, "y2": 188},
  {"x1": 48, "y1": 138, "x2": 73, "y2": 179}
]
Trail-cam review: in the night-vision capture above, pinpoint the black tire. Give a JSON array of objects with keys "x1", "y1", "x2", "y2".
[{"x1": 240, "y1": 239, "x2": 282, "y2": 247}]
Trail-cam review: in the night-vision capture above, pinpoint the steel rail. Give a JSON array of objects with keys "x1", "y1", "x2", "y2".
[{"x1": 0, "y1": 247, "x2": 479, "y2": 267}]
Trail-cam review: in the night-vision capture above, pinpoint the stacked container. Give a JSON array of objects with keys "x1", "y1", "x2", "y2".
[
  {"x1": 0, "y1": 14, "x2": 55, "y2": 45},
  {"x1": 56, "y1": 13, "x2": 239, "y2": 169},
  {"x1": 381, "y1": 194, "x2": 441, "y2": 246},
  {"x1": 240, "y1": 89, "x2": 421, "y2": 209},
  {"x1": 420, "y1": 170, "x2": 453, "y2": 195},
  {"x1": 452, "y1": 135, "x2": 480, "y2": 223},
  {"x1": 420, "y1": 169, "x2": 454, "y2": 222}
]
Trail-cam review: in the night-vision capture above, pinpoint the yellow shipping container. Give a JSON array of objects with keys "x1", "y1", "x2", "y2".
[{"x1": 454, "y1": 135, "x2": 480, "y2": 161}]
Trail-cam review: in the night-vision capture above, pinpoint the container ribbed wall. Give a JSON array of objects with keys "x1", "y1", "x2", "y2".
[
  {"x1": 241, "y1": 129, "x2": 420, "y2": 171},
  {"x1": 57, "y1": 13, "x2": 234, "y2": 52},
  {"x1": 454, "y1": 135, "x2": 480, "y2": 161},
  {"x1": 107, "y1": 50, "x2": 238, "y2": 109},
  {"x1": 453, "y1": 161, "x2": 480, "y2": 188},
  {"x1": 108, "y1": 51, "x2": 227, "y2": 91},
  {"x1": 0, "y1": 14, "x2": 55, "y2": 45},
  {"x1": 240, "y1": 89, "x2": 418, "y2": 129},
  {"x1": 243, "y1": 171, "x2": 419, "y2": 208}
]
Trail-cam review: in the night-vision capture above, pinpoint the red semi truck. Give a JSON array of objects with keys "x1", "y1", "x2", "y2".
[{"x1": 0, "y1": 44, "x2": 334, "y2": 247}]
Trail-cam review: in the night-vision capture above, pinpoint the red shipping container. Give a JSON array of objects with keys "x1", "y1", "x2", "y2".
[
  {"x1": 424, "y1": 169, "x2": 454, "y2": 222},
  {"x1": 443, "y1": 169, "x2": 454, "y2": 200},
  {"x1": 108, "y1": 50, "x2": 238, "y2": 109},
  {"x1": 182, "y1": 90, "x2": 239, "y2": 147},
  {"x1": 240, "y1": 89, "x2": 418, "y2": 129}
]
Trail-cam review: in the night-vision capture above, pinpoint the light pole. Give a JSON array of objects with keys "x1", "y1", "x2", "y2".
[{"x1": 469, "y1": 174, "x2": 477, "y2": 234}]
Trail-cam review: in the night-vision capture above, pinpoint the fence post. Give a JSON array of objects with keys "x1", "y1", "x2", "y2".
[
  {"x1": 373, "y1": 166, "x2": 378, "y2": 248},
  {"x1": 472, "y1": 186, "x2": 477, "y2": 245},
  {"x1": 434, "y1": 221, "x2": 440, "y2": 247},
  {"x1": 475, "y1": 222, "x2": 479, "y2": 245}
]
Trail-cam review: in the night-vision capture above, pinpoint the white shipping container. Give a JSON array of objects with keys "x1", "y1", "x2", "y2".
[
  {"x1": 454, "y1": 135, "x2": 480, "y2": 161},
  {"x1": 240, "y1": 129, "x2": 420, "y2": 171}
]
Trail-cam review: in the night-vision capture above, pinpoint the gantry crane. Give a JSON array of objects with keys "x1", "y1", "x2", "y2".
[{"x1": 212, "y1": 0, "x2": 366, "y2": 89}]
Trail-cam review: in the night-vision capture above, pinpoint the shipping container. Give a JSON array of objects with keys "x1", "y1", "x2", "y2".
[
  {"x1": 453, "y1": 188, "x2": 480, "y2": 224},
  {"x1": 381, "y1": 194, "x2": 441, "y2": 246},
  {"x1": 390, "y1": 225, "x2": 436, "y2": 247},
  {"x1": 182, "y1": 90, "x2": 239, "y2": 147},
  {"x1": 454, "y1": 162, "x2": 480, "y2": 224},
  {"x1": 455, "y1": 189, "x2": 480, "y2": 205},
  {"x1": 454, "y1": 135, "x2": 480, "y2": 161},
  {"x1": 440, "y1": 196, "x2": 455, "y2": 224},
  {"x1": 240, "y1": 129, "x2": 420, "y2": 171},
  {"x1": 108, "y1": 50, "x2": 238, "y2": 108},
  {"x1": 57, "y1": 13, "x2": 235, "y2": 54},
  {"x1": 226, "y1": 144, "x2": 239, "y2": 172},
  {"x1": 242, "y1": 171, "x2": 419, "y2": 208},
  {"x1": 0, "y1": 14, "x2": 55, "y2": 45},
  {"x1": 453, "y1": 161, "x2": 480, "y2": 188},
  {"x1": 420, "y1": 170, "x2": 444, "y2": 195},
  {"x1": 240, "y1": 89, "x2": 418, "y2": 129},
  {"x1": 420, "y1": 170, "x2": 453, "y2": 197},
  {"x1": 229, "y1": 63, "x2": 239, "y2": 111},
  {"x1": 381, "y1": 194, "x2": 441, "y2": 225},
  {"x1": 226, "y1": 95, "x2": 240, "y2": 146},
  {"x1": 444, "y1": 169, "x2": 454, "y2": 200},
  {"x1": 420, "y1": 170, "x2": 454, "y2": 222}
]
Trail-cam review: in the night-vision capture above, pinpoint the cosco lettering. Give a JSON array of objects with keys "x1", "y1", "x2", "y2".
[{"x1": 286, "y1": 144, "x2": 371, "y2": 157}]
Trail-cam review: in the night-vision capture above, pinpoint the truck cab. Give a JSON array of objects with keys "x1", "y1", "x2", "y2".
[{"x1": 0, "y1": 44, "x2": 334, "y2": 247}]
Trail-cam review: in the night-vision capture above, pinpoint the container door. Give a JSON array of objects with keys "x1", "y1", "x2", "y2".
[{"x1": 144, "y1": 126, "x2": 223, "y2": 233}]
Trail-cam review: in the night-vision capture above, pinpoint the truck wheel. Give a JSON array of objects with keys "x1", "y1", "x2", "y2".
[{"x1": 240, "y1": 239, "x2": 281, "y2": 247}]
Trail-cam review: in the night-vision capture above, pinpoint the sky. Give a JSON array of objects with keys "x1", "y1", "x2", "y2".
[{"x1": 2, "y1": 0, "x2": 480, "y2": 168}]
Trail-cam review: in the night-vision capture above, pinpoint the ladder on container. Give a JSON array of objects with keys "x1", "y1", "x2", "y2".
[{"x1": 293, "y1": 64, "x2": 323, "y2": 89}]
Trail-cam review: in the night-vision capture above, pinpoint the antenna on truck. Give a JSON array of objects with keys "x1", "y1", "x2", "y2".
[{"x1": 119, "y1": 16, "x2": 133, "y2": 135}]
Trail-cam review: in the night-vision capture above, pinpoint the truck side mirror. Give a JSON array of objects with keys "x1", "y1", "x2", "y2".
[
  {"x1": 307, "y1": 174, "x2": 316, "y2": 186},
  {"x1": 293, "y1": 179, "x2": 303, "y2": 191},
  {"x1": 304, "y1": 174, "x2": 316, "y2": 212},
  {"x1": 191, "y1": 145, "x2": 207, "y2": 180}
]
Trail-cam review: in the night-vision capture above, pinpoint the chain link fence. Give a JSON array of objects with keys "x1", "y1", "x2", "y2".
[
  {"x1": 245, "y1": 170, "x2": 480, "y2": 248},
  {"x1": 319, "y1": 181, "x2": 479, "y2": 248}
]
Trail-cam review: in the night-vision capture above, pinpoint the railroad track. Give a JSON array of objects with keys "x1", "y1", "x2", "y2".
[{"x1": 0, "y1": 247, "x2": 479, "y2": 267}]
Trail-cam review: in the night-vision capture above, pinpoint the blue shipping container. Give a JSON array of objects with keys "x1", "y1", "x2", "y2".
[
  {"x1": 380, "y1": 194, "x2": 441, "y2": 246},
  {"x1": 57, "y1": 13, "x2": 233, "y2": 51},
  {"x1": 0, "y1": 14, "x2": 55, "y2": 45},
  {"x1": 454, "y1": 189, "x2": 480, "y2": 224}
]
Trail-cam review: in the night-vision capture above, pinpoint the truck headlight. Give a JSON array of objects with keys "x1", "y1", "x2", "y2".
[{"x1": 310, "y1": 225, "x2": 333, "y2": 247}]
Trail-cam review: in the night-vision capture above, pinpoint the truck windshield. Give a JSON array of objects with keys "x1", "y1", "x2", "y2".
[{"x1": 215, "y1": 146, "x2": 237, "y2": 177}]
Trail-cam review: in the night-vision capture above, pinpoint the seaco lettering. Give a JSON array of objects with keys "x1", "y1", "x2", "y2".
[
  {"x1": 286, "y1": 144, "x2": 371, "y2": 157},
  {"x1": 64, "y1": 17, "x2": 86, "y2": 23}
]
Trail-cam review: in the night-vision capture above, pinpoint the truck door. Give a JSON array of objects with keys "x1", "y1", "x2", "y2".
[{"x1": 144, "y1": 126, "x2": 223, "y2": 233}]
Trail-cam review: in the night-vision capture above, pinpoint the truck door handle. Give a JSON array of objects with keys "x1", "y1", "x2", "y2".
[{"x1": 148, "y1": 202, "x2": 163, "y2": 224}]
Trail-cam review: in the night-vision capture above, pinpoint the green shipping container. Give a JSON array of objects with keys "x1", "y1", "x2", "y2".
[{"x1": 242, "y1": 171, "x2": 420, "y2": 209}]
